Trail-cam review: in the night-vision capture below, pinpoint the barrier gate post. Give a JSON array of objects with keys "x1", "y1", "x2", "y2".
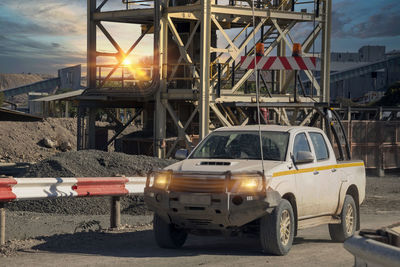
[
  {"x1": 110, "y1": 196, "x2": 121, "y2": 229},
  {"x1": 0, "y1": 203, "x2": 5, "y2": 245}
]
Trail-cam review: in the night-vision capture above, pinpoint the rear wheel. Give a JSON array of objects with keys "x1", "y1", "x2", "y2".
[
  {"x1": 329, "y1": 195, "x2": 357, "y2": 242},
  {"x1": 153, "y1": 214, "x2": 187, "y2": 248},
  {"x1": 260, "y1": 199, "x2": 295, "y2": 255}
]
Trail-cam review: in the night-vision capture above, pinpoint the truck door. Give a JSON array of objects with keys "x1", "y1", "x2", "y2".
[
  {"x1": 292, "y1": 132, "x2": 319, "y2": 218},
  {"x1": 308, "y1": 132, "x2": 341, "y2": 215}
]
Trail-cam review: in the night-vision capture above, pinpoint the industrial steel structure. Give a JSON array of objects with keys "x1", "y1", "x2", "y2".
[{"x1": 78, "y1": 0, "x2": 332, "y2": 158}]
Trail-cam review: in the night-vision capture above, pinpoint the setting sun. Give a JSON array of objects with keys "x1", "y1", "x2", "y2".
[{"x1": 122, "y1": 58, "x2": 131, "y2": 65}]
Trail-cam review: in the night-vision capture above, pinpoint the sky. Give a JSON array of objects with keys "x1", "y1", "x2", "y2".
[{"x1": 0, "y1": 0, "x2": 399, "y2": 75}]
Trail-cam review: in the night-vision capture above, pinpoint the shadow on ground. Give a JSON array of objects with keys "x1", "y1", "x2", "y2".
[{"x1": 31, "y1": 229, "x2": 336, "y2": 258}]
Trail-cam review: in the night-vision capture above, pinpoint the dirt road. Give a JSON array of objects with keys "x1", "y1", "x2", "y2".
[
  {"x1": 1, "y1": 175, "x2": 399, "y2": 266},
  {"x1": 1, "y1": 213, "x2": 399, "y2": 267}
]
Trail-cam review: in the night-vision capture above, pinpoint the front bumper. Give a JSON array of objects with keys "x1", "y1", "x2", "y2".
[{"x1": 144, "y1": 188, "x2": 281, "y2": 230}]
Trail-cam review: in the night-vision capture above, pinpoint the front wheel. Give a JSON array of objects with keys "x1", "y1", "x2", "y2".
[
  {"x1": 329, "y1": 195, "x2": 357, "y2": 242},
  {"x1": 260, "y1": 199, "x2": 295, "y2": 255},
  {"x1": 153, "y1": 214, "x2": 188, "y2": 248}
]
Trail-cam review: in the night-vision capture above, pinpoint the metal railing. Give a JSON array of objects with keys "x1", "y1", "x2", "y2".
[{"x1": 96, "y1": 65, "x2": 153, "y2": 88}]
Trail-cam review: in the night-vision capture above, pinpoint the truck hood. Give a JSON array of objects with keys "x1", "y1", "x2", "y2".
[{"x1": 164, "y1": 158, "x2": 284, "y2": 175}]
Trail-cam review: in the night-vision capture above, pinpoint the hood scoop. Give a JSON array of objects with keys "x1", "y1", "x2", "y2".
[{"x1": 199, "y1": 161, "x2": 231, "y2": 166}]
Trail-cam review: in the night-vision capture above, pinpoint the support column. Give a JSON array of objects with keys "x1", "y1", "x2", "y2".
[
  {"x1": 87, "y1": 0, "x2": 97, "y2": 89},
  {"x1": 87, "y1": 108, "x2": 96, "y2": 149},
  {"x1": 277, "y1": 40, "x2": 286, "y2": 94},
  {"x1": 65, "y1": 101, "x2": 69, "y2": 118},
  {"x1": 77, "y1": 105, "x2": 86, "y2": 150},
  {"x1": 320, "y1": 0, "x2": 331, "y2": 103},
  {"x1": 0, "y1": 203, "x2": 5, "y2": 246},
  {"x1": 110, "y1": 196, "x2": 121, "y2": 229},
  {"x1": 155, "y1": 97, "x2": 166, "y2": 158},
  {"x1": 154, "y1": 14, "x2": 168, "y2": 158},
  {"x1": 199, "y1": 0, "x2": 211, "y2": 139}
]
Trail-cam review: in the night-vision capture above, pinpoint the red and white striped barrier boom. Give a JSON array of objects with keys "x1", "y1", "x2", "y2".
[
  {"x1": 0, "y1": 176, "x2": 146, "y2": 202},
  {"x1": 240, "y1": 56, "x2": 316, "y2": 70}
]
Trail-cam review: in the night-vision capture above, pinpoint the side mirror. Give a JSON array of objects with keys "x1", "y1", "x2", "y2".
[
  {"x1": 174, "y1": 149, "x2": 189, "y2": 160},
  {"x1": 295, "y1": 151, "x2": 314, "y2": 164}
]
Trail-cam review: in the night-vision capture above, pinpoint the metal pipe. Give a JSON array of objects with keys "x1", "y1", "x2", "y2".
[
  {"x1": 0, "y1": 203, "x2": 5, "y2": 245},
  {"x1": 316, "y1": 0, "x2": 320, "y2": 17},
  {"x1": 294, "y1": 70, "x2": 298, "y2": 102},
  {"x1": 217, "y1": 63, "x2": 221, "y2": 97},
  {"x1": 231, "y1": 61, "x2": 235, "y2": 88}
]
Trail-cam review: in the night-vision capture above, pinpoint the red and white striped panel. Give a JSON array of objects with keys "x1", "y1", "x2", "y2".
[
  {"x1": 240, "y1": 56, "x2": 316, "y2": 70},
  {"x1": 0, "y1": 176, "x2": 146, "y2": 202}
]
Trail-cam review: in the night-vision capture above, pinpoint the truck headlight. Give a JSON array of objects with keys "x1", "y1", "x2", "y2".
[
  {"x1": 232, "y1": 173, "x2": 264, "y2": 193},
  {"x1": 148, "y1": 171, "x2": 171, "y2": 190}
]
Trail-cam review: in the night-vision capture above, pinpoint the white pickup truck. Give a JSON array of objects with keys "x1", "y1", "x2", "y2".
[{"x1": 144, "y1": 125, "x2": 366, "y2": 255}]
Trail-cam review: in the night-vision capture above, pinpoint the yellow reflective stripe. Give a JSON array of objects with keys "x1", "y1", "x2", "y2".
[
  {"x1": 272, "y1": 161, "x2": 364, "y2": 177},
  {"x1": 334, "y1": 162, "x2": 364, "y2": 169}
]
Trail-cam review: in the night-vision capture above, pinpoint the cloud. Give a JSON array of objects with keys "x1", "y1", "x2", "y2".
[
  {"x1": 0, "y1": 0, "x2": 86, "y2": 73},
  {"x1": 331, "y1": 10, "x2": 352, "y2": 38},
  {"x1": 331, "y1": 2, "x2": 400, "y2": 39},
  {"x1": 0, "y1": 1, "x2": 86, "y2": 37},
  {"x1": 349, "y1": 12, "x2": 400, "y2": 38}
]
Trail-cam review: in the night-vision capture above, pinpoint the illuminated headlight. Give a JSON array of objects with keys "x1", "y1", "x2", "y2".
[
  {"x1": 232, "y1": 173, "x2": 264, "y2": 193},
  {"x1": 147, "y1": 171, "x2": 171, "y2": 190}
]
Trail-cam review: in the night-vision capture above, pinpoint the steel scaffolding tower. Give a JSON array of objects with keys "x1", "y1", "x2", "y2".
[{"x1": 78, "y1": 0, "x2": 332, "y2": 158}]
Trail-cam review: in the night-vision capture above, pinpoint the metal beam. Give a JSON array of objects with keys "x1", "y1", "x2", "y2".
[
  {"x1": 104, "y1": 108, "x2": 143, "y2": 150},
  {"x1": 167, "y1": 16, "x2": 200, "y2": 80},
  {"x1": 166, "y1": 106, "x2": 199, "y2": 158},
  {"x1": 87, "y1": 0, "x2": 97, "y2": 88},
  {"x1": 210, "y1": 103, "x2": 232, "y2": 127},
  {"x1": 211, "y1": 5, "x2": 319, "y2": 22},
  {"x1": 199, "y1": 0, "x2": 212, "y2": 139},
  {"x1": 211, "y1": 16, "x2": 238, "y2": 58},
  {"x1": 164, "y1": 101, "x2": 192, "y2": 146},
  {"x1": 168, "y1": 20, "x2": 200, "y2": 83},
  {"x1": 96, "y1": 0, "x2": 109, "y2": 12},
  {"x1": 320, "y1": 0, "x2": 332, "y2": 102}
]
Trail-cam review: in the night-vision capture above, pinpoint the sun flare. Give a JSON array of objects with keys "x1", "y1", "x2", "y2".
[{"x1": 122, "y1": 58, "x2": 131, "y2": 65}]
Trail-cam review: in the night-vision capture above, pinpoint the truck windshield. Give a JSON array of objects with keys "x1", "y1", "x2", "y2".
[{"x1": 190, "y1": 131, "x2": 289, "y2": 161}]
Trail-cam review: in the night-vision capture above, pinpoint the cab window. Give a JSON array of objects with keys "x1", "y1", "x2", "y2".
[
  {"x1": 293, "y1": 133, "x2": 311, "y2": 160},
  {"x1": 309, "y1": 132, "x2": 329, "y2": 161}
]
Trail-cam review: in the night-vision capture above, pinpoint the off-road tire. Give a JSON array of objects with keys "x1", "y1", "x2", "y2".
[
  {"x1": 260, "y1": 199, "x2": 295, "y2": 255},
  {"x1": 329, "y1": 195, "x2": 357, "y2": 242},
  {"x1": 153, "y1": 214, "x2": 187, "y2": 248}
]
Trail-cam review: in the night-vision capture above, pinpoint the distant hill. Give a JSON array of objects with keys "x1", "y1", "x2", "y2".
[
  {"x1": 0, "y1": 73, "x2": 55, "y2": 107},
  {"x1": 0, "y1": 73, "x2": 45, "y2": 91}
]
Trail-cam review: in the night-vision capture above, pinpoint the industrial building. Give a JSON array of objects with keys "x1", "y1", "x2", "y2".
[{"x1": 307, "y1": 46, "x2": 400, "y2": 101}]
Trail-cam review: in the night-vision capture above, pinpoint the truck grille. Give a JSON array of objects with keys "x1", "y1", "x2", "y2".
[{"x1": 169, "y1": 173, "x2": 228, "y2": 193}]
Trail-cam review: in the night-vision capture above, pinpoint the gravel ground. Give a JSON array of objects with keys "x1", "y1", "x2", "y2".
[
  {"x1": 361, "y1": 173, "x2": 400, "y2": 214},
  {"x1": 5, "y1": 150, "x2": 176, "y2": 215},
  {"x1": 0, "y1": 175, "x2": 398, "y2": 262}
]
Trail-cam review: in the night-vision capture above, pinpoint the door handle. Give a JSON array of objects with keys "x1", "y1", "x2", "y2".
[
  {"x1": 331, "y1": 168, "x2": 337, "y2": 173},
  {"x1": 313, "y1": 171, "x2": 319, "y2": 175}
]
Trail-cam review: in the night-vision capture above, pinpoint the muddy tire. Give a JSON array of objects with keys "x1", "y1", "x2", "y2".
[
  {"x1": 153, "y1": 214, "x2": 187, "y2": 248},
  {"x1": 329, "y1": 195, "x2": 357, "y2": 242},
  {"x1": 260, "y1": 199, "x2": 295, "y2": 255}
]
